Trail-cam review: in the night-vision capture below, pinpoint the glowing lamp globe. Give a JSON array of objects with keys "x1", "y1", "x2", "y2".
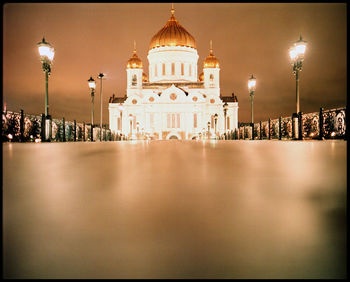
[
  {"x1": 289, "y1": 47, "x2": 297, "y2": 62},
  {"x1": 38, "y1": 37, "x2": 54, "y2": 62},
  {"x1": 248, "y1": 75, "x2": 256, "y2": 92},
  {"x1": 87, "y1": 77, "x2": 96, "y2": 89},
  {"x1": 295, "y1": 35, "x2": 307, "y2": 59}
]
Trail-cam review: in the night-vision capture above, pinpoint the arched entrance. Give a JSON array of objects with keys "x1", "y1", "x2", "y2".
[{"x1": 166, "y1": 132, "x2": 181, "y2": 140}]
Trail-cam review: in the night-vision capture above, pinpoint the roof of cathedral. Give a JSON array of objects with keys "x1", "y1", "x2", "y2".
[
  {"x1": 142, "y1": 81, "x2": 204, "y2": 89},
  {"x1": 109, "y1": 94, "x2": 127, "y2": 103},
  {"x1": 149, "y1": 6, "x2": 196, "y2": 50},
  {"x1": 220, "y1": 93, "x2": 238, "y2": 103}
]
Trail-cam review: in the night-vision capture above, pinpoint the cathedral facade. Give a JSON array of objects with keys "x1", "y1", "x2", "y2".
[{"x1": 108, "y1": 7, "x2": 238, "y2": 140}]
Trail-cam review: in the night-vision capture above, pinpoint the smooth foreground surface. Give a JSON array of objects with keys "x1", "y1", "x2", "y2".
[{"x1": 3, "y1": 140, "x2": 347, "y2": 278}]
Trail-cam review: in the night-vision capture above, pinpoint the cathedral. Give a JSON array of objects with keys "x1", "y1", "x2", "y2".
[{"x1": 108, "y1": 6, "x2": 239, "y2": 140}]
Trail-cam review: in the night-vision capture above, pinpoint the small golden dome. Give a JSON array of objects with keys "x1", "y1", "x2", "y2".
[
  {"x1": 203, "y1": 40, "x2": 220, "y2": 68},
  {"x1": 149, "y1": 6, "x2": 196, "y2": 50},
  {"x1": 142, "y1": 72, "x2": 148, "y2": 82},
  {"x1": 127, "y1": 41, "x2": 143, "y2": 69},
  {"x1": 199, "y1": 72, "x2": 204, "y2": 81}
]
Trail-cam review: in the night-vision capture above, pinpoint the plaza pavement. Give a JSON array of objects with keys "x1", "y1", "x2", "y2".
[{"x1": 3, "y1": 140, "x2": 347, "y2": 278}]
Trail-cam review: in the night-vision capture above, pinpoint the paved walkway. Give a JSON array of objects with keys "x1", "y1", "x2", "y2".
[{"x1": 3, "y1": 140, "x2": 347, "y2": 278}]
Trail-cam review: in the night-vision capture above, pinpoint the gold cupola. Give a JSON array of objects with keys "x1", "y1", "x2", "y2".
[
  {"x1": 149, "y1": 5, "x2": 196, "y2": 50},
  {"x1": 203, "y1": 40, "x2": 220, "y2": 68},
  {"x1": 127, "y1": 41, "x2": 143, "y2": 69},
  {"x1": 142, "y1": 72, "x2": 148, "y2": 82},
  {"x1": 199, "y1": 72, "x2": 204, "y2": 82}
]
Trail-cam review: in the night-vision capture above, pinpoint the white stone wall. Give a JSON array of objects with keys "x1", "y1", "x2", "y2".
[
  {"x1": 147, "y1": 46, "x2": 198, "y2": 83},
  {"x1": 109, "y1": 85, "x2": 239, "y2": 139}
]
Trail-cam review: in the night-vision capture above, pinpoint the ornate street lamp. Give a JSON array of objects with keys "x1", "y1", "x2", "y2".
[
  {"x1": 214, "y1": 113, "x2": 218, "y2": 139},
  {"x1": 88, "y1": 77, "x2": 96, "y2": 125},
  {"x1": 98, "y1": 73, "x2": 105, "y2": 141},
  {"x1": 88, "y1": 76, "x2": 95, "y2": 141},
  {"x1": 37, "y1": 37, "x2": 55, "y2": 141},
  {"x1": 289, "y1": 35, "x2": 307, "y2": 114},
  {"x1": 223, "y1": 102, "x2": 228, "y2": 132},
  {"x1": 248, "y1": 74, "x2": 256, "y2": 124}
]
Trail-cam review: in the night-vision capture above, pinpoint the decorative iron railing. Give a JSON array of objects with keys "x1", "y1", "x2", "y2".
[
  {"x1": 1, "y1": 110, "x2": 121, "y2": 142},
  {"x1": 226, "y1": 106, "x2": 347, "y2": 141}
]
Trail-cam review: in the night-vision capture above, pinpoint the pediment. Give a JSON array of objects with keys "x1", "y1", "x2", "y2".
[{"x1": 159, "y1": 84, "x2": 187, "y2": 102}]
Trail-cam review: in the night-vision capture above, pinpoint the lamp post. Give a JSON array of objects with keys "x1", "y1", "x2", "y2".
[
  {"x1": 136, "y1": 121, "x2": 140, "y2": 139},
  {"x1": 119, "y1": 104, "x2": 123, "y2": 134},
  {"x1": 37, "y1": 37, "x2": 55, "y2": 141},
  {"x1": 223, "y1": 102, "x2": 228, "y2": 133},
  {"x1": 207, "y1": 121, "x2": 211, "y2": 139},
  {"x1": 248, "y1": 74, "x2": 256, "y2": 124},
  {"x1": 128, "y1": 114, "x2": 133, "y2": 139},
  {"x1": 214, "y1": 113, "x2": 218, "y2": 139},
  {"x1": 98, "y1": 73, "x2": 105, "y2": 141},
  {"x1": 289, "y1": 35, "x2": 307, "y2": 114},
  {"x1": 88, "y1": 76, "x2": 96, "y2": 141},
  {"x1": 88, "y1": 76, "x2": 96, "y2": 125}
]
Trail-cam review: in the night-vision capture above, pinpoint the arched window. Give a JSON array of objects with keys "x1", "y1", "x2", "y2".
[
  {"x1": 167, "y1": 114, "x2": 171, "y2": 128},
  {"x1": 189, "y1": 64, "x2": 192, "y2": 77},
  {"x1": 162, "y1": 63, "x2": 166, "y2": 75},
  {"x1": 168, "y1": 113, "x2": 181, "y2": 129},
  {"x1": 171, "y1": 63, "x2": 175, "y2": 75},
  {"x1": 155, "y1": 64, "x2": 158, "y2": 77},
  {"x1": 181, "y1": 63, "x2": 184, "y2": 75},
  {"x1": 117, "y1": 117, "x2": 121, "y2": 130},
  {"x1": 210, "y1": 74, "x2": 214, "y2": 81},
  {"x1": 211, "y1": 115, "x2": 214, "y2": 129},
  {"x1": 227, "y1": 116, "x2": 230, "y2": 130},
  {"x1": 193, "y1": 113, "x2": 197, "y2": 128},
  {"x1": 150, "y1": 113, "x2": 154, "y2": 128},
  {"x1": 132, "y1": 74, "x2": 137, "y2": 86},
  {"x1": 172, "y1": 114, "x2": 176, "y2": 128}
]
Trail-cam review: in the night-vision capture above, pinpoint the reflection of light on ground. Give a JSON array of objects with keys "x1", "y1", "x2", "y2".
[
  {"x1": 209, "y1": 139, "x2": 218, "y2": 147},
  {"x1": 2, "y1": 141, "x2": 347, "y2": 279},
  {"x1": 8, "y1": 143, "x2": 13, "y2": 159}
]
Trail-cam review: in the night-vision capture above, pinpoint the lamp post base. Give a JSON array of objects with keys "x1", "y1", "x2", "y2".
[{"x1": 292, "y1": 113, "x2": 299, "y2": 140}]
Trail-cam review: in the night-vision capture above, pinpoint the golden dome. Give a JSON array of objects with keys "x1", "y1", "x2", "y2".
[
  {"x1": 203, "y1": 40, "x2": 220, "y2": 68},
  {"x1": 127, "y1": 41, "x2": 143, "y2": 69},
  {"x1": 149, "y1": 7, "x2": 196, "y2": 50},
  {"x1": 199, "y1": 72, "x2": 204, "y2": 81},
  {"x1": 142, "y1": 72, "x2": 148, "y2": 82}
]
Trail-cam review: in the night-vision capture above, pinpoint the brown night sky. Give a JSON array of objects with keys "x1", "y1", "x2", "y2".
[{"x1": 3, "y1": 3, "x2": 347, "y2": 124}]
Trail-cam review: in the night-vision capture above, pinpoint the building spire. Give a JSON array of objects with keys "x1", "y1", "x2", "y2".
[
  {"x1": 171, "y1": 3, "x2": 175, "y2": 15},
  {"x1": 133, "y1": 40, "x2": 136, "y2": 54},
  {"x1": 210, "y1": 40, "x2": 213, "y2": 55}
]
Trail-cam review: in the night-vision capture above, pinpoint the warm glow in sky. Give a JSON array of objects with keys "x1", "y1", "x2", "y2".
[{"x1": 3, "y1": 3, "x2": 347, "y2": 123}]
